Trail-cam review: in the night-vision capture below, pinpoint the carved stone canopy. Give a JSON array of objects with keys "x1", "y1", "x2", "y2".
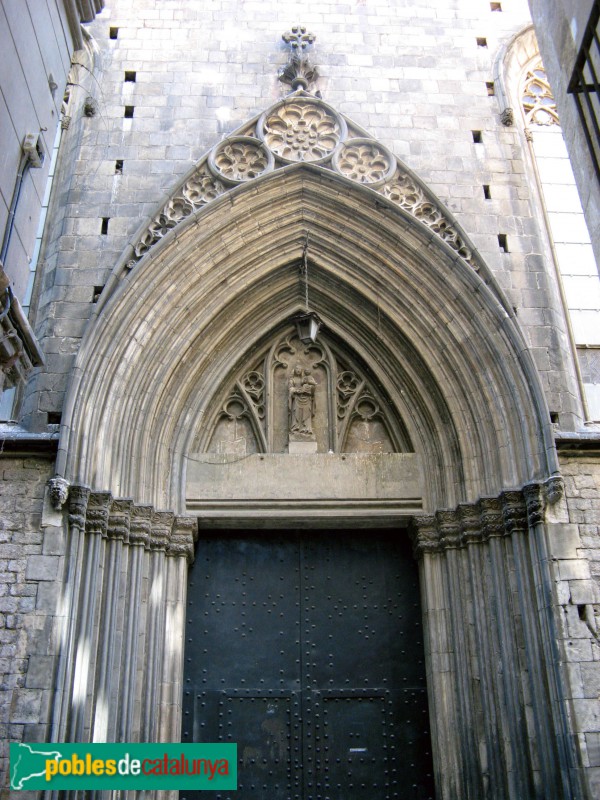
[
  {"x1": 122, "y1": 91, "x2": 479, "y2": 275},
  {"x1": 197, "y1": 325, "x2": 412, "y2": 456}
]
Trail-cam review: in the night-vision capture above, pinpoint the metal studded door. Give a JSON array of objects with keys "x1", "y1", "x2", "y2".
[{"x1": 182, "y1": 531, "x2": 435, "y2": 800}]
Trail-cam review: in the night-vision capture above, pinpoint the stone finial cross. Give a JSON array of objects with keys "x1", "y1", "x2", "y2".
[
  {"x1": 282, "y1": 25, "x2": 316, "y2": 50},
  {"x1": 280, "y1": 26, "x2": 319, "y2": 92}
]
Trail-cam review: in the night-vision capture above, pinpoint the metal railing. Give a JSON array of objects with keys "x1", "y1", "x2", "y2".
[{"x1": 568, "y1": 0, "x2": 600, "y2": 183}]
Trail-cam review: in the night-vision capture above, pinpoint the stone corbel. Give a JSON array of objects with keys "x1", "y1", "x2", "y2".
[{"x1": 48, "y1": 476, "x2": 70, "y2": 510}]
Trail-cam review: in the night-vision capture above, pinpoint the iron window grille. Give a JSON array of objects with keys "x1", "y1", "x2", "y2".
[{"x1": 568, "y1": 0, "x2": 600, "y2": 183}]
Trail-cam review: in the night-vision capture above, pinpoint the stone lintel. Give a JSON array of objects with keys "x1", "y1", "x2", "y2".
[{"x1": 186, "y1": 452, "x2": 423, "y2": 526}]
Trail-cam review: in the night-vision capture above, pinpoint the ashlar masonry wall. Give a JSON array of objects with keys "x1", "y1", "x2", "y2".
[
  {"x1": 552, "y1": 452, "x2": 600, "y2": 798},
  {"x1": 20, "y1": 0, "x2": 584, "y2": 432},
  {"x1": 0, "y1": 455, "x2": 58, "y2": 794}
]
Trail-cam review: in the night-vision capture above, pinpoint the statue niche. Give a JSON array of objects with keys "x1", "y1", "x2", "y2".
[{"x1": 203, "y1": 326, "x2": 412, "y2": 455}]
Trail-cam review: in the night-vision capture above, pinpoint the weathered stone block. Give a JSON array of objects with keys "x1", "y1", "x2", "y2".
[
  {"x1": 570, "y1": 579, "x2": 600, "y2": 605},
  {"x1": 547, "y1": 522, "x2": 581, "y2": 559},
  {"x1": 24, "y1": 555, "x2": 59, "y2": 582},
  {"x1": 41, "y1": 526, "x2": 65, "y2": 556},
  {"x1": 586, "y1": 732, "x2": 600, "y2": 767},
  {"x1": 559, "y1": 559, "x2": 592, "y2": 581},
  {"x1": 24, "y1": 656, "x2": 55, "y2": 689},
  {"x1": 10, "y1": 689, "x2": 42, "y2": 724},
  {"x1": 572, "y1": 699, "x2": 600, "y2": 735}
]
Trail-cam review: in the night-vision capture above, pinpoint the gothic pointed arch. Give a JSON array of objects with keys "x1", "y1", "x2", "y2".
[
  {"x1": 50, "y1": 89, "x2": 584, "y2": 800},
  {"x1": 56, "y1": 123, "x2": 558, "y2": 515}
]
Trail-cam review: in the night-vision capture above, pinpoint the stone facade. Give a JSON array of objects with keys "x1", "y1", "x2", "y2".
[
  {"x1": 0, "y1": 1, "x2": 104, "y2": 400},
  {"x1": 554, "y1": 452, "x2": 600, "y2": 797},
  {"x1": 1, "y1": 1, "x2": 600, "y2": 798},
  {"x1": 0, "y1": 456, "x2": 55, "y2": 793},
  {"x1": 528, "y1": 0, "x2": 600, "y2": 270}
]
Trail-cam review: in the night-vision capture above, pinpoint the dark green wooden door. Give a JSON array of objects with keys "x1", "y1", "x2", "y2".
[{"x1": 182, "y1": 531, "x2": 435, "y2": 800}]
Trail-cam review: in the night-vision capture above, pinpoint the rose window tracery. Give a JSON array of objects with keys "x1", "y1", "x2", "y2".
[
  {"x1": 259, "y1": 99, "x2": 346, "y2": 163},
  {"x1": 127, "y1": 92, "x2": 481, "y2": 274},
  {"x1": 333, "y1": 139, "x2": 396, "y2": 186},
  {"x1": 209, "y1": 137, "x2": 273, "y2": 183}
]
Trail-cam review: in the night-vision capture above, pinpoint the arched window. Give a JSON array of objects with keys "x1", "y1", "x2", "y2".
[{"x1": 520, "y1": 55, "x2": 600, "y2": 421}]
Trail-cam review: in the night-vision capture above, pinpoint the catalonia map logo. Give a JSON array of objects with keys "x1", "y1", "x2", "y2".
[{"x1": 10, "y1": 742, "x2": 237, "y2": 790}]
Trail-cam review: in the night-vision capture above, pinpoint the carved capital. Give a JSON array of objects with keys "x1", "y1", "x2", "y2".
[
  {"x1": 411, "y1": 515, "x2": 440, "y2": 557},
  {"x1": 457, "y1": 503, "x2": 482, "y2": 546},
  {"x1": 48, "y1": 477, "x2": 70, "y2": 510},
  {"x1": 523, "y1": 482, "x2": 545, "y2": 527},
  {"x1": 167, "y1": 516, "x2": 198, "y2": 563},
  {"x1": 130, "y1": 504, "x2": 153, "y2": 547},
  {"x1": 500, "y1": 490, "x2": 528, "y2": 535},
  {"x1": 108, "y1": 498, "x2": 133, "y2": 541},
  {"x1": 436, "y1": 509, "x2": 462, "y2": 551},
  {"x1": 67, "y1": 485, "x2": 90, "y2": 530},
  {"x1": 85, "y1": 492, "x2": 113, "y2": 537},
  {"x1": 149, "y1": 511, "x2": 175, "y2": 551},
  {"x1": 478, "y1": 497, "x2": 504, "y2": 539}
]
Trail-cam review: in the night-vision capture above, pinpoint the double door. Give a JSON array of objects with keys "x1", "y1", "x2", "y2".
[{"x1": 182, "y1": 530, "x2": 435, "y2": 799}]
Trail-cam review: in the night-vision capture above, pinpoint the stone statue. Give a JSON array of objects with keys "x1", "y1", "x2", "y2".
[{"x1": 289, "y1": 365, "x2": 317, "y2": 436}]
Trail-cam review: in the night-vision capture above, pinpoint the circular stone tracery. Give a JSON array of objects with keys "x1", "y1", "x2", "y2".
[
  {"x1": 332, "y1": 138, "x2": 396, "y2": 186},
  {"x1": 258, "y1": 97, "x2": 347, "y2": 164},
  {"x1": 209, "y1": 137, "x2": 274, "y2": 183}
]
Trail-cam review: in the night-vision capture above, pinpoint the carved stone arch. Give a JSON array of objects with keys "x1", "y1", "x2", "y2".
[
  {"x1": 494, "y1": 23, "x2": 561, "y2": 130},
  {"x1": 58, "y1": 162, "x2": 557, "y2": 514},
  {"x1": 52, "y1": 123, "x2": 586, "y2": 800},
  {"x1": 493, "y1": 23, "x2": 540, "y2": 125}
]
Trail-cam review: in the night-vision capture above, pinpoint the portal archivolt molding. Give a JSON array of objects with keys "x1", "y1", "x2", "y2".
[{"x1": 60, "y1": 165, "x2": 558, "y2": 513}]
